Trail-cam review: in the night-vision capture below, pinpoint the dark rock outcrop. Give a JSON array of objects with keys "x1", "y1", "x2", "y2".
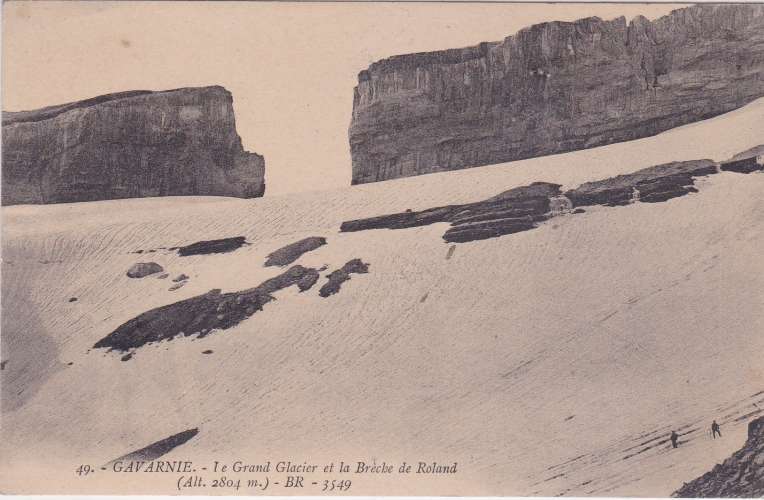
[
  {"x1": 341, "y1": 147, "x2": 763, "y2": 244},
  {"x1": 349, "y1": 4, "x2": 764, "y2": 184},
  {"x1": 721, "y1": 145, "x2": 764, "y2": 174},
  {"x1": 177, "y1": 236, "x2": 247, "y2": 257},
  {"x1": 564, "y1": 160, "x2": 717, "y2": 207},
  {"x1": 340, "y1": 182, "x2": 561, "y2": 242},
  {"x1": 319, "y1": 259, "x2": 370, "y2": 297},
  {"x1": 94, "y1": 265, "x2": 320, "y2": 352},
  {"x1": 126, "y1": 262, "x2": 164, "y2": 278},
  {"x1": 106, "y1": 428, "x2": 199, "y2": 465},
  {"x1": 445, "y1": 182, "x2": 562, "y2": 243},
  {"x1": 2, "y1": 86, "x2": 265, "y2": 205},
  {"x1": 265, "y1": 237, "x2": 327, "y2": 267},
  {"x1": 673, "y1": 417, "x2": 764, "y2": 497}
]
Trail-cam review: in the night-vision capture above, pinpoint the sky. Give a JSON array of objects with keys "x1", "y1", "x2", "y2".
[{"x1": 3, "y1": 1, "x2": 682, "y2": 195}]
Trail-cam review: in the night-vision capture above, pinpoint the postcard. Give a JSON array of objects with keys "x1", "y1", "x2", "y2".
[{"x1": 1, "y1": 1, "x2": 762, "y2": 496}]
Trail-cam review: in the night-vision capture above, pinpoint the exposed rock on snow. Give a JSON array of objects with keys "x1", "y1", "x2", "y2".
[
  {"x1": 340, "y1": 181, "x2": 561, "y2": 243},
  {"x1": 673, "y1": 416, "x2": 764, "y2": 497},
  {"x1": 564, "y1": 160, "x2": 717, "y2": 207},
  {"x1": 296, "y1": 271, "x2": 320, "y2": 292},
  {"x1": 349, "y1": 4, "x2": 764, "y2": 183},
  {"x1": 264, "y1": 236, "x2": 327, "y2": 267},
  {"x1": 106, "y1": 428, "x2": 199, "y2": 464},
  {"x1": 446, "y1": 182, "x2": 561, "y2": 243},
  {"x1": 177, "y1": 236, "x2": 247, "y2": 256},
  {"x1": 2, "y1": 86, "x2": 265, "y2": 205},
  {"x1": 720, "y1": 146, "x2": 764, "y2": 174},
  {"x1": 95, "y1": 265, "x2": 321, "y2": 351},
  {"x1": 319, "y1": 259, "x2": 370, "y2": 298},
  {"x1": 340, "y1": 182, "x2": 559, "y2": 238},
  {"x1": 126, "y1": 262, "x2": 164, "y2": 278},
  {"x1": 341, "y1": 151, "x2": 763, "y2": 243}
]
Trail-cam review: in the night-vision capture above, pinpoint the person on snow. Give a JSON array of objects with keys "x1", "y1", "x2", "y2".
[
  {"x1": 670, "y1": 430, "x2": 679, "y2": 448},
  {"x1": 711, "y1": 420, "x2": 722, "y2": 439}
]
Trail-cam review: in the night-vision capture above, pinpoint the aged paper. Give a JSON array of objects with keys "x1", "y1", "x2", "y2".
[{"x1": 2, "y1": 1, "x2": 763, "y2": 496}]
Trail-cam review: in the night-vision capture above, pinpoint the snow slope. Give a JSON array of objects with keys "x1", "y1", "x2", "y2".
[{"x1": 1, "y1": 98, "x2": 763, "y2": 495}]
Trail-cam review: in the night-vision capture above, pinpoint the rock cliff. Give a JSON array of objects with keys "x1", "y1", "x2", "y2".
[
  {"x1": 349, "y1": 4, "x2": 764, "y2": 184},
  {"x1": 2, "y1": 86, "x2": 265, "y2": 205},
  {"x1": 673, "y1": 416, "x2": 764, "y2": 497}
]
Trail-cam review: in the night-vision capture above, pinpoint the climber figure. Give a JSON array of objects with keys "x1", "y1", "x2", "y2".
[
  {"x1": 670, "y1": 430, "x2": 679, "y2": 449},
  {"x1": 711, "y1": 420, "x2": 722, "y2": 439}
]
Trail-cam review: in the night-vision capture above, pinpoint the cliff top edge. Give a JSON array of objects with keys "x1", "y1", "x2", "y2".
[
  {"x1": 357, "y1": 3, "x2": 762, "y2": 81},
  {"x1": 2, "y1": 85, "x2": 232, "y2": 126}
]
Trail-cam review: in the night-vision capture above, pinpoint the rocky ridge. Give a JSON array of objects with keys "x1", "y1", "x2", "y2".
[
  {"x1": 340, "y1": 146, "x2": 763, "y2": 243},
  {"x1": 673, "y1": 416, "x2": 764, "y2": 497}
]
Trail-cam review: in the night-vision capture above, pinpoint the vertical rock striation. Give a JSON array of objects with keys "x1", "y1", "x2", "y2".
[
  {"x1": 2, "y1": 86, "x2": 265, "y2": 205},
  {"x1": 349, "y1": 4, "x2": 764, "y2": 184}
]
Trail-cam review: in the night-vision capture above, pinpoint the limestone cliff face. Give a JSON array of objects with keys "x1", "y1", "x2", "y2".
[
  {"x1": 2, "y1": 86, "x2": 265, "y2": 205},
  {"x1": 349, "y1": 4, "x2": 764, "y2": 184}
]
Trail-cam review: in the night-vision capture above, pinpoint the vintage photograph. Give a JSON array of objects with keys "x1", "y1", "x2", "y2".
[{"x1": 1, "y1": 1, "x2": 762, "y2": 496}]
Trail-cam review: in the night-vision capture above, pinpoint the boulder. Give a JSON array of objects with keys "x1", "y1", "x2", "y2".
[{"x1": 126, "y1": 262, "x2": 164, "y2": 279}]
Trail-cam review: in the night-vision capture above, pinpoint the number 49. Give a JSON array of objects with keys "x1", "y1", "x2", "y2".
[{"x1": 76, "y1": 465, "x2": 93, "y2": 476}]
